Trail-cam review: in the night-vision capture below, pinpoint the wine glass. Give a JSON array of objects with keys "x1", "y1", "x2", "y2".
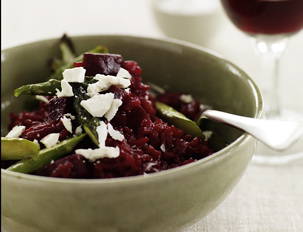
[{"x1": 220, "y1": 0, "x2": 303, "y2": 164}]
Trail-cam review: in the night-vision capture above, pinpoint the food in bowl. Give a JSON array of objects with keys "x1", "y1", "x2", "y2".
[
  {"x1": 1, "y1": 35, "x2": 215, "y2": 178},
  {"x1": 2, "y1": 35, "x2": 261, "y2": 232}
]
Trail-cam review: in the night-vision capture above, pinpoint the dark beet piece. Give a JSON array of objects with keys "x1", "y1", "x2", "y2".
[
  {"x1": 156, "y1": 93, "x2": 202, "y2": 120},
  {"x1": 21, "y1": 120, "x2": 69, "y2": 141},
  {"x1": 10, "y1": 97, "x2": 71, "y2": 141},
  {"x1": 92, "y1": 141, "x2": 144, "y2": 178},
  {"x1": 83, "y1": 53, "x2": 123, "y2": 76},
  {"x1": 36, "y1": 154, "x2": 92, "y2": 178},
  {"x1": 122, "y1": 60, "x2": 142, "y2": 77},
  {"x1": 47, "y1": 97, "x2": 71, "y2": 121}
]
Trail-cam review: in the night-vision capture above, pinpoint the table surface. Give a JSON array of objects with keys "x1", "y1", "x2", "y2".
[{"x1": 2, "y1": 1, "x2": 303, "y2": 231}]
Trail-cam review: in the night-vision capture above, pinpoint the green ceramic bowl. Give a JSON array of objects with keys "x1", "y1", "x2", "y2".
[{"x1": 1, "y1": 35, "x2": 262, "y2": 232}]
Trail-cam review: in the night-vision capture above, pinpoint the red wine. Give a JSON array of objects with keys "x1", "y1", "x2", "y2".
[{"x1": 221, "y1": 0, "x2": 303, "y2": 35}]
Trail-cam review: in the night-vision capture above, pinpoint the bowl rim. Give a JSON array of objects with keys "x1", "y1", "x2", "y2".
[{"x1": 1, "y1": 34, "x2": 263, "y2": 185}]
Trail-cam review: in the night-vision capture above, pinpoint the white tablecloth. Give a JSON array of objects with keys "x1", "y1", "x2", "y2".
[
  {"x1": 184, "y1": 160, "x2": 303, "y2": 232},
  {"x1": 2, "y1": 1, "x2": 303, "y2": 231}
]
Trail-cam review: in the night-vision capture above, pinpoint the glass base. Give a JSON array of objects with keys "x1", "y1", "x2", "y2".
[{"x1": 252, "y1": 109, "x2": 303, "y2": 165}]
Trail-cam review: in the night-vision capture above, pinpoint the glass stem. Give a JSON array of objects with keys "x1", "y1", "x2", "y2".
[
  {"x1": 254, "y1": 35, "x2": 288, "y2": 118},
  {"x1": 265, "y1": 52, "x2": 280, "y2": 117}
]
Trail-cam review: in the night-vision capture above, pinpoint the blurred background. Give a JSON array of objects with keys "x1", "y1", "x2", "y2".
[
  {"x1": 2, "y1": 1, "x2": 303, "y2": 231},
  {"x1": 2, "y1": 0, "x2": 303, "y2": 115}
]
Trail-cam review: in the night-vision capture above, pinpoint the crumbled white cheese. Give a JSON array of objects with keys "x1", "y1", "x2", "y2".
[
  {"x1": 35, "y1": 95, "x2": 49, "y2": 103},
  {"x1": 63, "y1": 67, "x2": 86, "y2": 83},
  {"x1": 96, "y1": 121, "x2": 108, "y2": 147},
  {"x1": 117, "y1": 77, "x2": 130, "y2": 88},
  {"x1": 104, "y1": 99, "x2": 123, "y2": 121},
  {"x1": 93, "y1": 74, "x2": 130, "y2": 87},
  {"x1": 202, "y1": 131, "x2": 213, "y2": 141},
  {"x1": 60, "y1": 116, "x2": 72, "y2": 133},
  {"x1": 33, "y1": 139, "x2": 39, "y2": 145},
  {"x1": 180, "y1": 94, "x2": 193, "y2": 103},
  {"x1": 86, "y1": 82, "x2": 101, "y2": 97},
  {"x1": 75, "y1": 146, "x2": 120, "y2": 162},
  {"x1": 5, "y1": 125, "x2": 26, "y2": 138},
  {"x1": 56, "y1": 80, "x2": 74, "y2": 97},
  {"x1": 116, "y1": 67, "x2": 132, "y2": 79},
  {"x1": 80, "y1": 93, "x2": 114, "y2": 117},
  {"x1": 160, "y1": 144, "x2": 166, "y2": 152},
  {"x1": 64, "y1": 113, "x2": 76, "y2": 120},
  {"x1": 87, "y1": 74, "x2": 131, "y2": 97},
  {"x1": 124, "y1": 88, "x2": 130, "y2": 93},
  {"x1": 107, "y1": 123, "x2": 124, "y2": 141},
  {"x1": 145, "y1": 162, "x2": 157, "y2": 171},
  {"x1": 75, "y1": 126, "x2": 83, "y2": 135},
  {"x1": 40, "y1": 133, "x2": 60, "y2": 148},
  {"x1": 93, "y1": 74, "x2": 107, "y2": 81}
]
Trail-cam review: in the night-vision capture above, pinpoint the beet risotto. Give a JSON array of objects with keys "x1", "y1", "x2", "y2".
[{"x1": 2, "y1": 35, "x2": 214, "y2": 179}]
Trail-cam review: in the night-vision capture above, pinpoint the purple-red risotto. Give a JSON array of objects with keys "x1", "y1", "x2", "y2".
[{"x1": 1, "y1": 36, "x2": 214, "y2": 179}]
